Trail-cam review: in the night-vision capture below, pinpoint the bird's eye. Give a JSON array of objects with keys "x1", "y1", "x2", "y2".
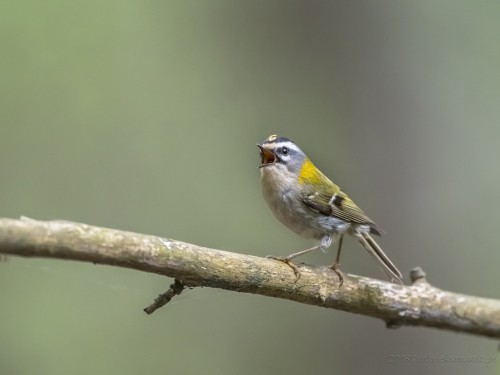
[{"x1": 281, "y1": 147, "x2": 289, "y2": 155}]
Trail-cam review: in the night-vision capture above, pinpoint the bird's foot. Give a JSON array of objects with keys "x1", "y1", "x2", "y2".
[
  {"x1": 266, "y1": 255, "x2": 301, "y2": 281},
  {"x1": 329, "y1": 262, "x2": 345, "y2": 287}
]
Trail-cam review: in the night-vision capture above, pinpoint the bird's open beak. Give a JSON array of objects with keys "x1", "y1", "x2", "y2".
[{"x1": 257, "y1": 145, "x2": 276, "y2": 168}]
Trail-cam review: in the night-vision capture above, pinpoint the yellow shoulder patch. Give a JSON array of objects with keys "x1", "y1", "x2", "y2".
[{"x1": 298, "y1": 158, "x2": 323, "y2": 185}]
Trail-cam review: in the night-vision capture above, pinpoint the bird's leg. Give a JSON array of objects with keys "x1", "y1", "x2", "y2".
[
  {"x1": 267, "y1": 245, "x2": 321, "y2": 281},
  {"x1": 267, "y1": 236, "x2": 333, "y2": 281},
  {"x1": 329, "y1": 234, "x2": 345, "y2": 286}
]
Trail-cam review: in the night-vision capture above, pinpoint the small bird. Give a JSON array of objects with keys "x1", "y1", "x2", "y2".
[{"x1": 257, "y1": 134, "x2": 403, "y2": 285}]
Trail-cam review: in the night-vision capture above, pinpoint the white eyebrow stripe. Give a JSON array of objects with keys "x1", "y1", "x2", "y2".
[{"x1": 273, "y1": 141, "x2": 301, "y2": 153}]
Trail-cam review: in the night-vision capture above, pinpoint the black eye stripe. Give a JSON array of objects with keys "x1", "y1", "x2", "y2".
[{"x1": 260, "y1": 140, "x2": 300, "y2": 155}]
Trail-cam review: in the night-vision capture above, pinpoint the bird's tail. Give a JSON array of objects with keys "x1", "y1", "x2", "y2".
[{"x1": 357, "y1": 232, "x2": 403, "y2": 284}]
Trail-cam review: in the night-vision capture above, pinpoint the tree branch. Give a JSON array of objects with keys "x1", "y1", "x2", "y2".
[{"x1": 1, "y1": 217, "x2": 499, "y2": 339}]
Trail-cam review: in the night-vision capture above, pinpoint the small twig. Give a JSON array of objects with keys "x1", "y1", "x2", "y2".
[
  {"x1": 143, "y1": 279, "x2": 186, "y2": 314},
  {"x1": 410, "y1": 266, "x2": 427, "y2": 284}
]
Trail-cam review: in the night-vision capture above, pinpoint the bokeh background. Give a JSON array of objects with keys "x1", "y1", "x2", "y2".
[{"x1": 1, "y1": 1, "x2": 500, "y2": 374}]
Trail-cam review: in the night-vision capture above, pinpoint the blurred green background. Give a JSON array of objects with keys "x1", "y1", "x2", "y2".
[{"x1": 1, "y1": 1, "x2": 499, "y2": 374}]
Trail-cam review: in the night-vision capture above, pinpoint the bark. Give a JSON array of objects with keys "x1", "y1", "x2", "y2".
[{"x1": 1, "y1": 217, "x2": 499, "y2": 339}]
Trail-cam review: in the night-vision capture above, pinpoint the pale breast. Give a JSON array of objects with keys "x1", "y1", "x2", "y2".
[{"x1": 260, "y1": 169, "x2": 350, "y2": 240}]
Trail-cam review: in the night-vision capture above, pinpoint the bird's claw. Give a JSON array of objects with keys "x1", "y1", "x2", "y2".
[
  {"x1": 330, "y1": 262, "x2": 345, "y2": 287},
  {"x1": 266, "y1": 255, "x2": 301, "y2": 281}
]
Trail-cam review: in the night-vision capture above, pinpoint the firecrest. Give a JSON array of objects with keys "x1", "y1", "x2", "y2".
[{"x1": 257, "y1": 134, "x2": 403, "y2": 285}]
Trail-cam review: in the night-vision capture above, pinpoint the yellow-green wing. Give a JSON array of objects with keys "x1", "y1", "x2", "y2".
[{"x1": 301, "y1": 184, "x2": 380, "y2": 234}]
